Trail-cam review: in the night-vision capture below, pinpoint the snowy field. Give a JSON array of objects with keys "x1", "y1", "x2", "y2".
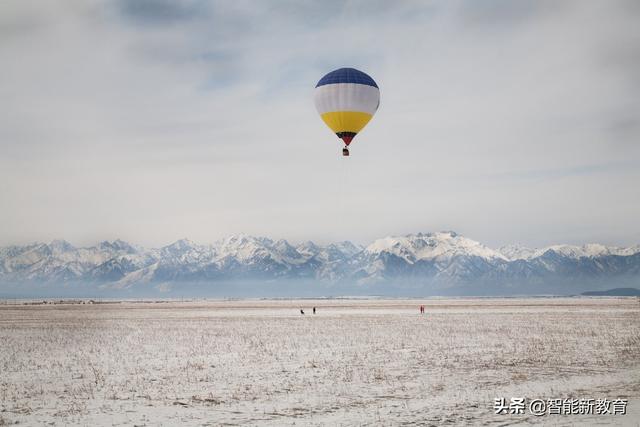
[{"x1": 0, "y1": 298, "x2": 639, "y2": 426}]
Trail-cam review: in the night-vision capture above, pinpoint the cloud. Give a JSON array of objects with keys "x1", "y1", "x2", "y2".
[
  {"x1": 116, "y1": 0, "x2": 210, "y2": 26},
  {"x1": 457, "y1": 0, "x2": 554, "y2": 28},
  {"x1": 0, "y1": 0, "x2": 638, "y2": 249}
]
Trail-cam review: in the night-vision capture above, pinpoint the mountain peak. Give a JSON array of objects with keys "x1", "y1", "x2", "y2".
[
  {"x1": 49, "y1": 239, "x2": 75, "y2": 252},
  {"x1": 498, "y1": 244, "x2": 536, "y2": 260},
  {"x1": 366, "y1": 232, "x2": 506, "y2": 262},
  {"x1": 328, "y1": 241, "x2": 362, "y2": 256},
  {"x1": 222, "y1": 234, "x2": 270, "y2": 246},
  {"x1": 169, "y1": 238, "x2": 195, "y2": 247},
  {"x1": 161, "y1": 239, "x2": 199, "y2": 255},
  {"x1": 97, "y1": 239, "x2": 136, "y2": 252}
]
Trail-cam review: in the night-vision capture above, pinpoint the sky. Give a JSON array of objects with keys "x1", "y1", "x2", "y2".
[{"x1": 1, "y1": 0, "x2": 639, "y2": 249}]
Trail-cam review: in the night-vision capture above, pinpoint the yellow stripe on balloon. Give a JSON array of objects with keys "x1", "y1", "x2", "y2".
[{"x1": 320, "y1": 111, "x2": 373, "y2": 134}]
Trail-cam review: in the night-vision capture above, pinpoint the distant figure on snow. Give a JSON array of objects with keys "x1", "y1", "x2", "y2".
[
  {"x1": 300, "y1": 309, "x2": 305, "y2": 315},
  {"x1": 313, "y1": 307, "x2": 316, "y2": 314},
  {"x1": 420, "y1": 305, "x2": 425, "y2": 314}
]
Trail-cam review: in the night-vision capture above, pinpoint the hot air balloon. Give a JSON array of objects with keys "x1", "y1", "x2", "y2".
[{"x1": 314, "y1": 68, "x2": 380, "y2": 156}]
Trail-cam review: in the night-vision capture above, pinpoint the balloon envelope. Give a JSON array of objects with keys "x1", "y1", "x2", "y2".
[{"x1": 314, "y1": 68, "x2": 380, "y2": 146}]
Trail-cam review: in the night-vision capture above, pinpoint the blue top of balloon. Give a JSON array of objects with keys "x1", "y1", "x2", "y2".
[{"x1": 316, "y1": 68, "x2": 378, "y2": 88}]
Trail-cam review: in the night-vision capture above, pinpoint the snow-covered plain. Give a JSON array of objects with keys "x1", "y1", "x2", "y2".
[{"x1": 0, "y1": 298, "x2": 639, "y2": 425}]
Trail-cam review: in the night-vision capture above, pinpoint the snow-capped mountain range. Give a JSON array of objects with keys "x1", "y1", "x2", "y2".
[{"x1": 1, "y1": 232, "x2": 639, "y2": 296}]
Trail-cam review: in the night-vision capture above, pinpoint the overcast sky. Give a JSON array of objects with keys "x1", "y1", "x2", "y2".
[{"x1": 1, "y1": 0, "x2": 639, "y2": 249}]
